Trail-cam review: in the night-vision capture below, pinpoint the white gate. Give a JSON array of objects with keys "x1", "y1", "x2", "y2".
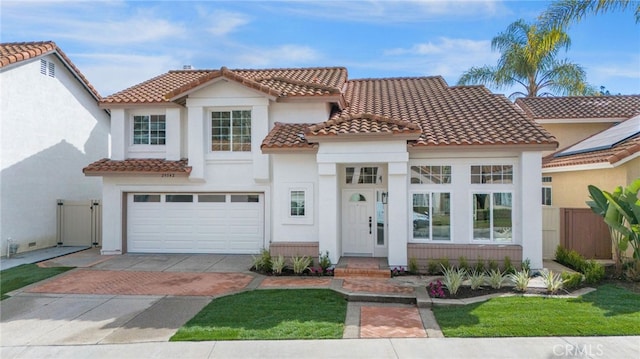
[{"x1": 56, "y1": 200, "x2": 101, "y2": 247}]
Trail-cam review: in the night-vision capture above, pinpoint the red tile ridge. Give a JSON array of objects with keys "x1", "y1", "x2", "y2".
[{"x1": 164, "y1": 66, "x2": 282, "y2": 101}]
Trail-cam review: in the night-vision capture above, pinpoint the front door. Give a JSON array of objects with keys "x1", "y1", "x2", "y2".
[{"x1": 342, "y1": 189, "x2": 374, "y2": 256}]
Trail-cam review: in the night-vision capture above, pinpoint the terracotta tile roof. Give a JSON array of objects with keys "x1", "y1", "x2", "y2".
[
  {"x1": 102, "y1": 66, "x2": 347, "y2": 105},
  {"x1": 260, "y1": 123, "x2": 318, "y2": 152},
  {"x1": 543, "y1": 134, "x2": 640, "y2": 168},
  {"x1": 0, "y1": 41, "x2": 101, "y2": 100},
  {"x1": 83, "y1": 158, "x2": 191, "y2": 176},
  {"x1": 343, "y1": 78, "x2": 556, "y2": 147},
  {"x1": 305, "y1": 113, "x2": 422, "y2": 139},
  {"x1": 516, "y1": 95, "x2": 640, "y2": 120}
]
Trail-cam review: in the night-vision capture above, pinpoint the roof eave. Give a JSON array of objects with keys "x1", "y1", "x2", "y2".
[
  {"x1": 409, "y1": 142, "x2": 559, "y2": 152},
  {"x1": 99, "y1": 102, "x2": 184, "y2": 109},
  {"x1": 305, "y1": 132, "x2": 421, "y2": 142},
  {"x1": 83, "y1": 170, "x2": 191, "y2": 177},
  {"x1": 260, "y1": 144, "x2": 319, "y2": 154}
]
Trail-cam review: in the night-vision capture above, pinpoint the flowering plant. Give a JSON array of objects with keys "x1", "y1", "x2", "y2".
[
  {"x1": 429, "y1": 280, "x2": 446, "y2": 298},
  {"x1": 391, "y1": 266, "x2": 406, "y2": 277},
  {"x1": 309, "y1": 267, "x2": 323, "y2": 276}
]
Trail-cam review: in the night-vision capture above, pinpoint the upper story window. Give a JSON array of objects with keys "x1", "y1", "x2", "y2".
[
  {"x1": 346, "y1": 166, "x2": 380, "y2": 184},
  {"x1": 411, "y1": 165, "x2": 452, "y2": 184},
  {"x1": 40, "y1": 59, "x2": 55, "y2": 78},
  {"x1": 470, "y1": 165, "x2": 513, "y2": 184},
  {"x1": 211, "y1": 110, "x2": 251, "y2": 152},
  {"x1": 133, "y1": 115, "x2": 166, "y2": 145}
]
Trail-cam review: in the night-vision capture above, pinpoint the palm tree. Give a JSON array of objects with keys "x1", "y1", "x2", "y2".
[
  {"x1": 540, "y1": 0, "x2": 639, "y2": 30},
  {"x1": 457, "y1": 19, "x2": 592, "y2": 98}
]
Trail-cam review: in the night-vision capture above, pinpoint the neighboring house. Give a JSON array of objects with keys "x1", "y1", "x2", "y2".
[
  {"x1": 84, "y1": 66, "x2": 557, "y2": 269},
  {"x1": 516, "y1": 96, "x2": 640, "y2": 259},
  {"x1": 0, "y1": 41, "x2": 110, "y2": 255},
  {"x1": 516, "y1": 96, "x2": 640, "y2": 207}
]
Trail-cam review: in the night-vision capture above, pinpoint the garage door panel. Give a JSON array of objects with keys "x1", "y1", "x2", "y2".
[{"x1": 127, "y1": 193, "x2": 263, "y2": 254}]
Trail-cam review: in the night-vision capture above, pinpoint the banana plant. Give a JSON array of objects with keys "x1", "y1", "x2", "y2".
[{"x1": 587, "y1": 178, "x2": 640, "y2": 264}]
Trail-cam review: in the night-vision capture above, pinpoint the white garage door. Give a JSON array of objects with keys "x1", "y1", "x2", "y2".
[{"x1": 127, "y1": 193, "x2": 264, "y2": 254}]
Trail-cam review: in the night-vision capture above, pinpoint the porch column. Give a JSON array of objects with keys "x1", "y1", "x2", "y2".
[
  {"x1": 387, "y1": 161, "x2": 408, "y2": 267},
  {"x1": 521, "y1": 151, "x2": 543, "y2": 269},
  {"x1": 318, "y1": 162, "x2": 339, "y2": 263}
]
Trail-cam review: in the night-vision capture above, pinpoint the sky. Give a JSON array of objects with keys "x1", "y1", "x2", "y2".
[{"x1": 1, "y1": 0, "x2": 639, "y2": 98}]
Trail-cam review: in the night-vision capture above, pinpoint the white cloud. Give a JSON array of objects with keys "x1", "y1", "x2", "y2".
[
  {"x1": 71, "y1": 53, "x2": 181, "y2": 96},
  {"x1": 206, "y1": 10, "x2": 250, "y2": 36},
  {"x1": 379, "y1": 37, "x2": 498, "y2": 82},
  {"x1": 236, "y1": 45, "x2": 320, "y2": 67},
  {"x1": 276, "y1": 0, "x2": 508, "y2": 23}
]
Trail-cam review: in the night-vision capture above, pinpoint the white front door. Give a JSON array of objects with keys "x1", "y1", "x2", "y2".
[{"x1": 342, "y1": 189, "x2": 374, "y2": 256}]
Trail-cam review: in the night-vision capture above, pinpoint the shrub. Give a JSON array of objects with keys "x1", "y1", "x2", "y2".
[
  {"x1": 488, "y1": 269, "x2": 506, "y2": 289},
  {"x1": 252, "y1": 249, "x2": 272, "y2": 272},
  {"x1": 542, "y1": 270, "x2": 563, "y2": 294},
  {"x1": 583, "y1": 260, "x2": 605, "y2": 284},
  {"x1": 624, "y1": 260, "x2": 640, "y2": 282},
  {"x1": 408, "y1": 257, "x2": 419, "y2": 274},
  {"x1": 441, "y1": 265, "x2": 466, "y2": 296},
  {"x1": 508, "y1": 269, "x2": 530, "y2": 292},
  {"x1": 291, "y1": 255, "x2": 312, "y2": 275},
  {"x1": 468, "y1": 270, "x2": 485, "y2": 290},
  {"x1": 318, "y1": 251, "x2": 332, "y2": 272},
  {"x1": 439, "y1": 258, "x2": 450, "y2": 271},
  {"x1": 271, "y1": 255, "x2": 286, "y2": 275},
  {"x1": 502, "y1": 256, "x2": 515, "y2": 274},
  {"x1": 458, "y1": 256, "x2": 469, "y2": 272},
  {"x1": 561, "y1": 272, "x2": 583, "y2": 290},
  {"x1": 474, "y1": 258, "x2": 486, "y2": 273},
  {"x1": 427, "y1": 261, "x2": 439, "y2": 275},
  {"x1": 521, "y1": 258, "x2": 531, "y2": 273},
  {"x1": 488, "y1": 259, "x2": 499, "y2": 272},
  {"x1": 555, "y1": 245, "x2": 569, "y2": 264}
]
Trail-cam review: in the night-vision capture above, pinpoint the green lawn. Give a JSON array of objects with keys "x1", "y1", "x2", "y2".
[
  {"x1": 1, "y1": 264, "x2": 74, "y2": 300},
  {"x1": 433, "y1": 284, "x2": 640, "y2": 337},
  {"x1": 171, "y1": 289, "x2": 347, "y2": 341}
]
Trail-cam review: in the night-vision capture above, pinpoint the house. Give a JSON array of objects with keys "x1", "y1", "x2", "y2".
[
  {"x1": 515, "y1": 96, "x2": 640, "y2": 259},
  {"x1": 0, "y1": 41, "x2": 110, "y2": 255},
  {"x1": 84, "y1": 66, "x2": 557, "y2": 269}
]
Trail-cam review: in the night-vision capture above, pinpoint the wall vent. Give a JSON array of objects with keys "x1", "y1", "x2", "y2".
[{"x1": 28, "y1": 242, "x2": 37, "y2": 247}]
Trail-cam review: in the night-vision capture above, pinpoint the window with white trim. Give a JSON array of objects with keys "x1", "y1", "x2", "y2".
[
  {"x1": 470, "y1": 165, "x2": 513, "y2": 184},
  {"x1": 345, "y1": 166, "x2": 381, "y2": 184},
  {"x1": 542, "y1": 176, "x2": 552, "y2": 206},
  {"x1": 133, "y1": 115, "x2": 166, "y2": 145},
  {"x1": 412, "y1": 192, "x2": 451, "y2": 241},
  {"x1": 290, "y1": 190, "x2": 306, "y2": 217},
  {"x1": 411, "y1": 165, "x2": 452, "y2": 184},
  {"x1": 211, "y1": 110, "x2": 251, "y2": 152},
  {"x1": 472, "y1": 192, "x2": 512, "y2": 242}
]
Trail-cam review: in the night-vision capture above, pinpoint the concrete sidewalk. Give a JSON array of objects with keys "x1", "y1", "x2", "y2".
[{"x1": 3, "y1": 336, "x2": 638, "y2": 359}]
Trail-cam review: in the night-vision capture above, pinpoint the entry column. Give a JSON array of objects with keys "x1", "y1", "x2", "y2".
[
  {"x1": 318, "y1": 162, "x2": 339, "y2": 264},
  {"x1": 387, "y1": 161, "x2": 408, "y2": 267}
]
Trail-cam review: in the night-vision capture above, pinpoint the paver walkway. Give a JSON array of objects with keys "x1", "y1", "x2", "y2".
[
  {"x1": 360, "y1": 306, "x2": 427, "y2": 338},
  {"x1": 27, "y1": 269, "x2": 254, "y2": 296}
]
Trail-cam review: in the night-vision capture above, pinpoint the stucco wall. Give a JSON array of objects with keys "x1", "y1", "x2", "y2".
[
  {"x1": 0, "y1": 54, "x2": 110, "y2": 254},
  {"x1": 546, "y1": 163, "x2": 636, "y2": 208},
  {"x1": 540, "y1": 123, "x2": 613, "y2": 155}
]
